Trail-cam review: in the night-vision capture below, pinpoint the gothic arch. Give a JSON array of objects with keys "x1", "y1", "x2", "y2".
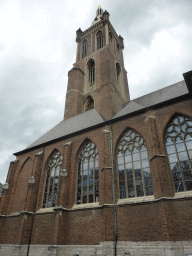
[
  {"x1": 84, "y1": 95, "x2": 94, "y2": 112},
  {"x1": 87, "y1": 58, "x2": 95, "y2": 85},
  {"x1": 163, "y1": 112, "x2": 192, "y2": 137},
  {"x1": 76, "y1": 139, "x2": 99, "y2": 204},
  {"x1": 82, "y1": 39, "x2": 88, "y2": 58},
  {"x1": 116, "y1": 62, "x2": 121, "y2": 82},
  {"x1": 42, "y1": 149, "x2": 63, "y2": 208},
  {"x1": 96, "y1": 30, "x2": 103, "y2": 50},
  {"x1": 116, "y1": 128, "x2": 153, "y2": 199},
  {"x1": 165, "y1": 114, "x2": 192, "y2": 193},
  {"x1": 12, "y1": 157, "x2": 33, "y2": 213}
]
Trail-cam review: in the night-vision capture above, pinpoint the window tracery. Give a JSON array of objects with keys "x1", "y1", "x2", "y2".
[
  {"x1": 165, "y1": 115, "x2": 192, "y2": 192},
  {"x1": 76, "y1": 140, "x2": 99, "y2": 204},
  {"x1": 96, "y1": 30, "x2": 103, "y2": 50},
  {"x1": 42, "y1": 150, "x2": 62, "y2": 208},
  {"x1": 117, "y1": 129, "x2": 153, "y2": 199}
]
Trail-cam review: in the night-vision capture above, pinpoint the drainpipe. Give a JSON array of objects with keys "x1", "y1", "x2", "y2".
[
  {"x1": 109, "y1": 123, "x2": 117, "y2": 256},
  {"x1": 26, "y1": 147, "x2": 45, "y2": 256}
]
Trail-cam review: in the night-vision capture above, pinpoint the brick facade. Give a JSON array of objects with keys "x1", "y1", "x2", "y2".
[{"x1": 1, "y1": 7, "x2": 192, "y2": 256}]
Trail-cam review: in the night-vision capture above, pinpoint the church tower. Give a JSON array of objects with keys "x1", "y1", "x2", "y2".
[{"x1": 64, "y1": 6, "x2": 130, "y2": 120}]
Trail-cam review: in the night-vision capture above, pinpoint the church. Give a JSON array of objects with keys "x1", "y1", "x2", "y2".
[{"x1": 1, "y1": 6, "x2": 192, "y2": 256}]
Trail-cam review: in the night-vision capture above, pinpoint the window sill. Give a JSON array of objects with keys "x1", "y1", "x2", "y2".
[
  {"x1": 36, "y1": 207, "x2": 55, "y2": 214},
  {"x1": 72, "y1": 202, "x2": 100, "y2": 210},
  {"x1": 174, "y1": 190, "x2": 192, "y2": 199},
  {"x1": 117, "y1": 195, "x2": 155, "y2": 205}
]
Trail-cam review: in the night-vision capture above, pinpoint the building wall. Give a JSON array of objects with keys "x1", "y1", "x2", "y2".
[{"x1": 1, "y1": 98, "x2": 192, "y2": 251}]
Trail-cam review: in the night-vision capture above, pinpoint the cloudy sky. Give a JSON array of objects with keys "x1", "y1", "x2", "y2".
[{"x1": 0, "y1": 0, "x2": 192, "y2": 184}]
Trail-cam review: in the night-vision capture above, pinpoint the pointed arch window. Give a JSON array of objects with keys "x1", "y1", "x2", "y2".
[
  {"x1": 85, "y1": 96, "x2": 94, "y2": 111},
  {"x1": 116, "y1": 63, "x2": 121, "y2": 81},
  {"x1": 76, "y1": 140, "x2": 99, "y2": 204},
  {"x1": 96, "y1": 30, "x2": 103, "y2": 50},
  {"x1": 109, "y1": 32, "x2": 112, "y2": 42},
  {"x1": 42, "y1": 150, "x2": 63, "y2": 208},
  {"x1": 117, "y1": 129, "x2": 153, "y2": 199},
  {"x1": 165, "y1": 115, "x2": 192, "y2": 192},
  {"x1": 87, "y1": 59, "x2": 95, "y2": 84},
  {"x1": 82, "y1": 39, "x2": 88, "y2": 58}
]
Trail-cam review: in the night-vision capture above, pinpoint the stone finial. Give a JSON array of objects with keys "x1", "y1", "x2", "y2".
[
  {"x1": 119, "y1": 35, "x2": 124, "y2": 49},
  {"x1": 92, "y1": 6, "x2": 104, "y2": 25},
  {"x1": 103, "y1": 10, "x2": 110, "y2": 21}
]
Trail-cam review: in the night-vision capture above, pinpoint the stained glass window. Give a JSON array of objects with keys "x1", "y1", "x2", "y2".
[
  {"x1": 77, "y1": 140, "x2": 99, "y2": 204},
  {"x1": 42, "y1": 151, "x2": 62, "y2": 208},
  {"x1": 117, "y1": 129, "x2": 153, "y2": 199},
  {"x1": 165, "y1": 115, "x2": 192, "y2": 192}
]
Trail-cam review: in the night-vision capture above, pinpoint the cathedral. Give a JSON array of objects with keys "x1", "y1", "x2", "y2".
[{"x1": 1, "y1": 6, "x2": 192, "y2": 256}]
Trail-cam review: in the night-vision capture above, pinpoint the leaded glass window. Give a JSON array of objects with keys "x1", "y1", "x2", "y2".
[
  {"x1": 117, "y1": 129, "x2": 153, "y2": 199},
  {"x1": 165, "y1": 115, "x2": 192, "y2": 192},
  {"x1": 76, "y1": 140, "x2": 99, "y2": 204},
  {"x1": 42, "y1": 151, "x2": 62, "y2": 208}
]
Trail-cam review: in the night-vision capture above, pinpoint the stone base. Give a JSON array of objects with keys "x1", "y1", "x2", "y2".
[
  {"x1": 0, "y1": 245, "x2": 28, "y2": 256},
  {"x1": 1, "y1": 241, "x2": 192, "y2": 256}
]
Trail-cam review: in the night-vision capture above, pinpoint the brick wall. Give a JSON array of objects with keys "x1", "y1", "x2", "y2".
[{"x1": 1, "y1": 98, "x2": 192, "y2": 246}]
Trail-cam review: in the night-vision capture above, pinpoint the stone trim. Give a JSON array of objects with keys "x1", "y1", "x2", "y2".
[
  {"x1": 29, "y1": 176, "x2": 35, "y2": 184},
  {"x1": 63, "y1": 141, "x2": 72, "y2": 147},
  {"x1": 101, "y1": 166, "x2": 112, "y2": 172},
  {"x1": 35, "y1": 150, "x2": 43, "y2": 156},
  {"x1": 3, "y1": 183, "x2": 9, "y2": 190},
  {"x1": 11, "y1": 158, "x2": 19, "y2": 163},
  {"x1": 1, "y1": 241, "x2": 192, "y2": 256},
  {"x1": 72, "y1": 202, "x2": 100, "y2": 210},
  {"x1": 117, "y1": 195, "x2": 155, "y2": 205},
  {"x1": 149, "y1": 154, "x2": 167, "y2": 161},
  {"x1": 36, "y1": 207, "x2": 55, "y2": 214},
  {"x1": 66, "y1": 89, "x2": 83, "y2": 95},
  {"x1": 60, "y1": 169, "x2": 67, "y2": 177}
]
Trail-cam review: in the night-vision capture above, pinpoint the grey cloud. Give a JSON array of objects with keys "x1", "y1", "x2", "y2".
[{"x1": 0, "y1": 0, "x2": 192, "y2": 184}]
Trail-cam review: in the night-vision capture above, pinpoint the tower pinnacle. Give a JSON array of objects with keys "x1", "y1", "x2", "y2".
[{"x1": 92, "y1": 6, "x2": 104, "y2": 25}]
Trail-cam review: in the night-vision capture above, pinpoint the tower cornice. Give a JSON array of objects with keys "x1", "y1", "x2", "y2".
[{"x1": 78, "y1": 20, "x2": 124, "y2": 49}]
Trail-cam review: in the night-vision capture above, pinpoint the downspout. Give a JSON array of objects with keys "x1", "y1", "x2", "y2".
[
  {"x1": 109, "y1": 123, "x2": 117, "y2": 256},
  {"x1": 26, "y1": 147, "x2": 45, "y2": 256}
]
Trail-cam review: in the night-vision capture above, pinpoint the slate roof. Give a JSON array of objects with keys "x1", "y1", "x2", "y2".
[
  {"x1": 26, "y1": 109, "x2": 105, "y2": 150},
  {"x1": 113, "y1": 80, "x2": 188, "y2": 119},
  {"x1": 16, "y1": 80, "x2": 189, "y2": 154}
]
